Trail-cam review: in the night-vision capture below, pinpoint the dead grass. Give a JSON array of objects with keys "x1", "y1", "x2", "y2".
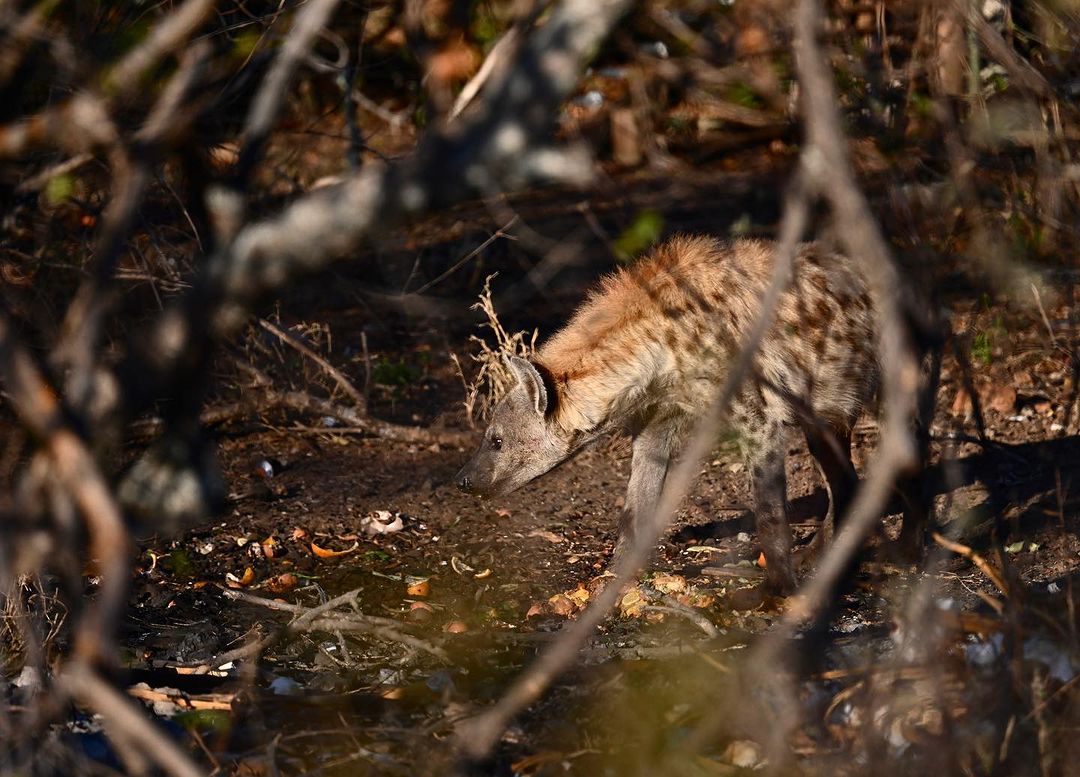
[{"x1": 452, "y1": 273, "x2": 539, "y2": 427}]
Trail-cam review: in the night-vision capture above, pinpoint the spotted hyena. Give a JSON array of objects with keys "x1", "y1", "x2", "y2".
[{"x1": 456, "y1": 235, "x2": 920, "y2": 595}]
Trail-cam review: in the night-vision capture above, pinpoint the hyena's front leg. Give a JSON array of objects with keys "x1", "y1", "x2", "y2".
[
  {"x1": 749, "y1": 427, "x2": 797, "y2": 596},
  {"x1": 612, "y1": 419, "x2": 675, "y2": 565}
]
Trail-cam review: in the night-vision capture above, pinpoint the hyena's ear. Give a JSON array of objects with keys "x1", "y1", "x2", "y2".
[{"x1": 504, "y1": 355, "x2": 549, "y2": 416}]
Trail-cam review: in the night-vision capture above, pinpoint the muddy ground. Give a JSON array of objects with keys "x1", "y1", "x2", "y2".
[{"x1": 59, "y1": 166, "x2": 1080, "y2": 775}]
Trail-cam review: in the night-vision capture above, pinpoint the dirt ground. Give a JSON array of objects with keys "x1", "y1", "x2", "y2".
[{"x1": 69, "y1": 167, "x2": 1080, "y2": 775}]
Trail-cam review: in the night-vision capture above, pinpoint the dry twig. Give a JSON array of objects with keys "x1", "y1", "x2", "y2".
[{"x1": 205, "y1": 587, "x2": 449, "y2": 665}]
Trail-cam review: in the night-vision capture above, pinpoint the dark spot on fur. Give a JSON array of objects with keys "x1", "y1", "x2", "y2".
[{"x1": 813, "y1": 298, "x2": 831, "y2": 327}]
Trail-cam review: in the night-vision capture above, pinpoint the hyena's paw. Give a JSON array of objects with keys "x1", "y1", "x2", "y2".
[{"x1": 763, "y1": 551, "x2": 797, "y2": 595}]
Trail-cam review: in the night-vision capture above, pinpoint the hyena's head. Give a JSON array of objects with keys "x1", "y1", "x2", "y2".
[{"x1": 456, "y1": 356, "x2": 572, "y2": 497}]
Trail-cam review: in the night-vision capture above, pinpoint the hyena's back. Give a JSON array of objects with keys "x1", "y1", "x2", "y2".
[{"x1": 538, "y1": 235, "x2": 878, "y2": 438}]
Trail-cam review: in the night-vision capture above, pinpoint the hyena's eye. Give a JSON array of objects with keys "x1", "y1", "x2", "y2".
[{"x1": 489, "y1": 435, "x2": 503, "y2": 451}]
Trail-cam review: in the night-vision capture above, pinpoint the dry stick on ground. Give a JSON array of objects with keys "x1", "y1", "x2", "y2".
[
  {"x1": 203, "y1": 587, "x2": 449, "y2": 667},
  {"x1": 257, "y1": 317, "x2": 367, "y2": 411},
  {"x1": 267, "y1": 389, "x2": 470, "y2": 446},
  {"x1": 932, "y1": 532, "x2": 1010, "y2": 595},
  {"x1": 451, "y1": 165, "x2": 815, "y2": 762},
  {"x1": 225, "y1": 354, "x2": 471, "y2": 445},
  {"x1": 226, "y1": 354, "x2": 471, "y2": 445}
]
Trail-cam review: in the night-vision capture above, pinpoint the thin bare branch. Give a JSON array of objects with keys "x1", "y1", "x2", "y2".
[
  {"x1": 932, "y1": 531, "x2": 1009, "y2": 595},
  {"x1": 266, "y1": 388, "x2": 470, "y2": 446},
  {"x1": 0, "y1": 0, "x2": 59, "y2": 88},
  {"x1": 235, "y1": 0, "x2": 342, "y2": 185},
  {"x1": 206, "y1": 587, "x2": 449, "y2": 665},
  {"x1": 0, "y1": 312, "x2": 131, "y2": 666},
  {"x1": 103, "y1": 0, "x2": 216, "y2": 96},
  {"x1": 953, "y1": 0, "x2": 1055, "y2": 100}
]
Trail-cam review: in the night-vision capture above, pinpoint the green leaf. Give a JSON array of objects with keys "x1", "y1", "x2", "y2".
[
  {"x1": 168, "y1": 549, "x2": 195, "y2": 578},
  {"x1": 728, "y1": 213, "x2": 753, "y2": 237},
  {"x1": 45, "y1": 174, "x2": 75, "y2": 205},
  {"x1": 173, "y1": 709, "x2": 231, "y2": 735},
  {"x1": 972, "y1": 332, "x2": 993, "y2": 366},
  {"x1": 613, "y1": 209, "x2": 664, "y2": 263}
]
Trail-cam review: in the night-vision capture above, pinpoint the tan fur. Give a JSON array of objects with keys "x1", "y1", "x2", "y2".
[{"x1": 537, "y1": 235, "x2": 877, "y2": 449}]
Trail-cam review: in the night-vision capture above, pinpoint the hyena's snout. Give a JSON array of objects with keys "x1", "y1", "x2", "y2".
[
  {"x1": 454, "y1": 458, "x2": 485, "y2": 495},
  {"x1": 455, "y1": 468, "x2": 475, "y2": 493},
  {"x1": 455, "y1": 450, "x2": 507, "y2": 496}
]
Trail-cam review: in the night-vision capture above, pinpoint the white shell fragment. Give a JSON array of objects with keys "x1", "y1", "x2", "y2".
[{"x1": 360, "y1": 510, "x2": 405, "y2": 535}]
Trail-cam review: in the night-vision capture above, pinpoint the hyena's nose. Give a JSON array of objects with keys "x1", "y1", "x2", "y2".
[{"x1": 457, "y1": 475, "x2": 472, "y2": 493}]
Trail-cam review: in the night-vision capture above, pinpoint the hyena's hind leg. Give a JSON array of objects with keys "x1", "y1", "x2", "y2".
[
  {"x1": 612, "y1": 417, "x2": 677, "y2": 565},
  {"x1": 801, "y1": 421, "x2": 857, "y2": 545},
  {"x1": 895, "y1": 342, "x2": 943, "y2": 561}
]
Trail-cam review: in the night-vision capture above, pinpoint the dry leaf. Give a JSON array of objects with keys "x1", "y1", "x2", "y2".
[
  {"x1": 619, "y1": 586, "x2": 646, "y2": 618},
  {"x1": 548, "y1": 593, "x2": 576, "y2": 617},
  {"x1": 678, "y1": 591, "x2": 716, "y2": 609},
  {"x1": 209, "y1": 142, "x2": 239, "y2": 171},
  {"x1": 264, "y1": 573, "x2": 298, "y2": 594},
  {"x1": 651, "y1": 574, "x2": 687, "y2": 594},
  {"x1": 427, "y1": 35, "x2": 479, "y2": 85},
  {"x1": 525, "y1": 602, "x2": 546, "y2": 618},
  {"x1": 408, "y1": 601, "x2": 435, "y2": 623},
  {"x1": 986, "y1": 384, "x2": 1017, "y2": 414},
  {"x1": 226, "y1": 567, "x2": 256, "y2": 588},
  {"x1": 310, "y1": 540, "x2": 358, "y2": 559},
  {"x1": 443, "y1": 620, "x2": 468, "y2": 634},
  {"x1": 261, "y1": 536, "x2": 280, "y2": 559},
  {"x1": 406, "y1": 577, "x2": 430, "y2": 597},
  {"x1": 528, "y1": 529, "x2": 565, "y2": 544},
  {"x1": 950, "y1": 387, "x2": 972, "y2": 417},
  {"x1": 567, "y1": 586, "x2": 590, "y2": 607}
]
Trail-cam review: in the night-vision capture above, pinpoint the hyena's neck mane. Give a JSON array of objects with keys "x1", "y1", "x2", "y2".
[{"x1": 535, "y1": 235, "x2": 758, "y2": 439}]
